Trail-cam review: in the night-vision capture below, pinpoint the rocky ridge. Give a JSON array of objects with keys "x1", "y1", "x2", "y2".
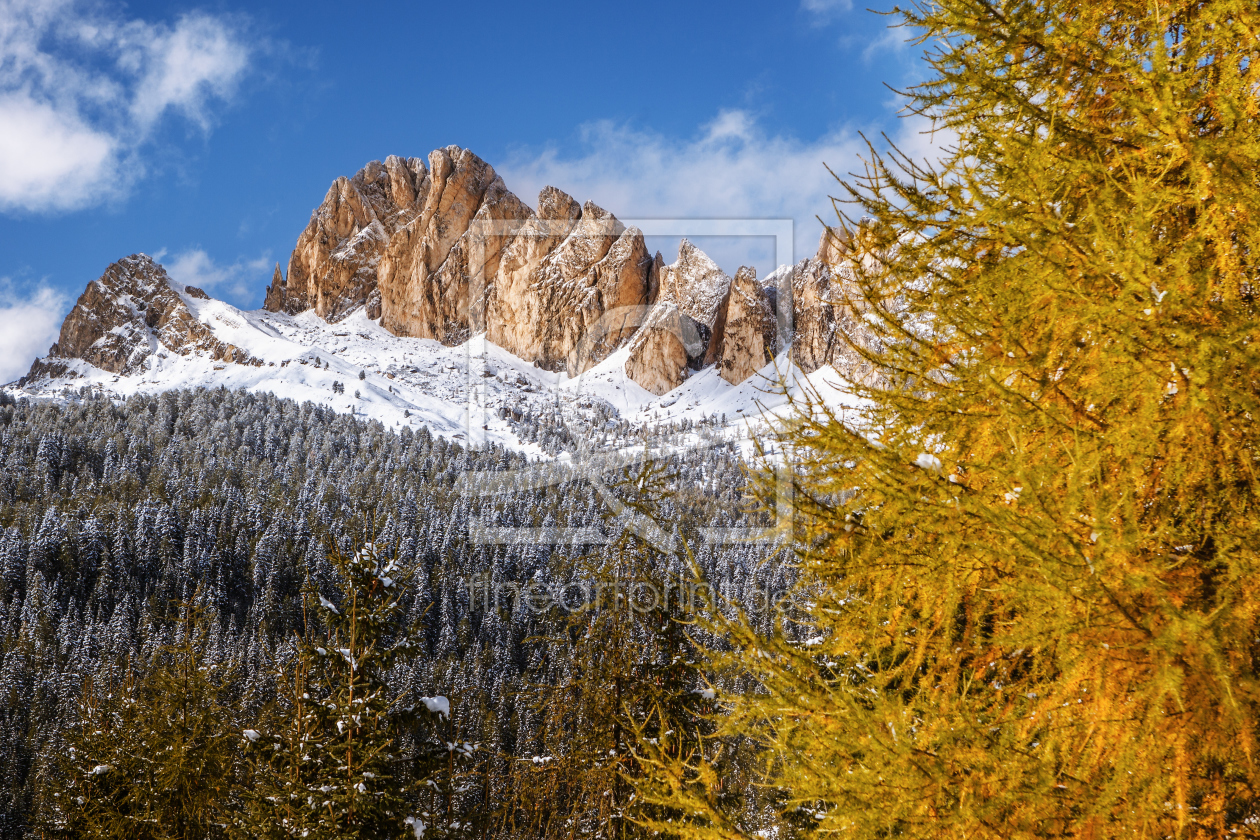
[
  {"x1": 788, "y1": 226, "x2": 883, "y2": 387},
  {"x1": 705, "y1": 266, "x2": 778, "y2": 387},
  {"x1": 22, "y1": 149, "x2": 881, "y2": 403},
  {"x1": 264, "y1": 155, "x2": 428, "y2": 321},
  {"x1": 265, "y1": 148, "x2": 657, "y2": 381},
  {"x1": 27, "y1": 255, "x2": 261, "y2": 383},
  {"x1": 654, "y1": 239, "x2": 731, "y2": 331}
]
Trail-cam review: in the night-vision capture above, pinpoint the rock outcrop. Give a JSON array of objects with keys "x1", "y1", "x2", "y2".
[
  {"x1": 790, "y1": 256, "x2": 839, "y2": 374},
  {"x1": 789, "y1": 226, "x2": 881, "y2": 387},
  {"x1": 483, "y1": 187, "x2": 582, "y2": 360},
  {"x1": 562, "y1": 227, "x2": 655, "y2": 375},
  {"x1": 623, "y1": 304, "x2": 707, "y2": 396},
  {"x1": 266, "y1": 155, "x2": 430, "y2": 320},
  {"x1": 377, "y1": 149, "x2": 524, "y2": 343},
  {"x1": 817, "y1": 223, "x2": 850, "y2": 267},
  {"x1": 704, "y1": 266, "x2": 777, "y2": 385},
  {"x1": 269, "y1": 149, "x2": 655, "y2": 374},
  {"x1": 618, "y1": 240, "x2": 732, "y2": 393},
  {"x1": 654, "y1": 239, "x2": 731, "y2": 331},
  {"x1": 23, "y1": 254, "x2": 260, "y2": 383},
  {"x1": 487, "y1": 192, "x2": 653, "y2": 374}
]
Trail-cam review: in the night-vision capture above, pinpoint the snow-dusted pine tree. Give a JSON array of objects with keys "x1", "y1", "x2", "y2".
[
  {"x1": 234, "y1": 544, "x2": 444, "y2": 840},
  {"x1": 57, "y1": 601, "x2": 236, "y2": 839}
]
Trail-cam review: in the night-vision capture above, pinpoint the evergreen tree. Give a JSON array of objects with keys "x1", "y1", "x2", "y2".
[
  {"x1": 502, "y1": 461, "x2": 718, "y2": 840},
  {"x1": 56, "y1": 601, "x2": 236, "y2": 839},
  {"x1": 0, "y1": 388, "x2": 763, "y2": 835},
  {"x1": 235, "y1": 544, "x2": 444, "y2": 840},
  {"x1": 639, "y1": 1, "x2": 1260, "y2": 838}
]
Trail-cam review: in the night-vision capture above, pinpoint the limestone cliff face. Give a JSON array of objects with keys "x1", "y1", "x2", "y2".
[
  {"x1": 623, "y1": 304, "x2": 707, "y2": 396},
  {"x1": 24, "y1": 254, "x2": 259, "y2": 383},
  {"x1": 486, "y1": 191, "x2": 653, "y2": 375},
  {"x1": 704, "y1": 266, "x2": 777, "y2": 385},
  {"x1": 654, "y1": 239, "x2": 731, "y2": 330},
  {"x1": 483, "y1": 186, "x2": 582, "y2": 361},
  {"x1": 817, "y1": 224, "x2": 850, "y2": 267},
  {"x1": 618, "y1": 240, "x2": 732, "y2": 393},
  {"x1": 563, "y1": 227, "x2": 653, "y2": 376},
  {"x1": 377, "y1": 149, "x2": 522, "y2": 343},
  {"x1": 790, "y1": 226, "x2": 882, "y2": 387},
  {"x1": 273, "y1": 150, "x2": 655, "y2": 374},
  {"x1": 790, "y1": 255, "x2": 838, "y2": 374},
  {"x1": 266, "y1": 155, "x2": 429, "y2": 321}
]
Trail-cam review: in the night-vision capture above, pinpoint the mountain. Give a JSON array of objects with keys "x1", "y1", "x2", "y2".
[
  {"x1": 11, "y1": 147, "x2": 875, "y2": 448},
  {"x1": 0, "y1": 153, "x2": 882, "y2": 832},
  {"x1": 25, "y1": 254, "x2": 262, "y2": 381}
]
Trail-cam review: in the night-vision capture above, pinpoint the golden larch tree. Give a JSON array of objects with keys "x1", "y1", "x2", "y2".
[{"x1": 635, "y1": 2, "x2": 1260, "y2": 838}]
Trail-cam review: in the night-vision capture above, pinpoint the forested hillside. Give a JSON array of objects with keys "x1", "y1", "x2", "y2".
[{"x1": 0, "y1": 388, "x2": 785, "y2": 837}]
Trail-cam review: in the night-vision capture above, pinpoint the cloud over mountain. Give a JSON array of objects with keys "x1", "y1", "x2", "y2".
[
  {"x1": 0, "y1": 283, "x2": 67, "y2": 384},
  {"x1": 498, "y1": 110, "x2": 867, "y2": 272},
  {"x1": 162, "y1": 248, "x2": 272, "y2": 303}
]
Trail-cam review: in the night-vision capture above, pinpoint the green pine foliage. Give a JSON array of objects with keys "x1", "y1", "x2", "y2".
[
  {"x1": 0, "y1": 389, "x2": 769, "y2": 836},
  {"x1": 55, "y1": 602, "x2": 237, "y2": 839},
  {"x1": 500, "y1": 461, "x2": 720, "y2": 840},
  {"x1": 236, "y1": 544, "x2": 444, "y2": 840},
  {"x1": 636, "y1": 1, "x2": 1260, "y2": 838}
]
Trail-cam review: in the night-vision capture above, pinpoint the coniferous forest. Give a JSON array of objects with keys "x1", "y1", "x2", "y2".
[
  {"x1": 5, "y1": 0, "x2": 1260, "y2": 838},
  {"x1": 0, "y1": 388, "x2": 789, "y2": 838}
]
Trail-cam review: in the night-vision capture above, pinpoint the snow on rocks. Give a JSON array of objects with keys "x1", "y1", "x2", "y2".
[
  {"x1": 13, "y1": 282, "x2": 865, "y2": 461},
  {"x1": 25, "y1": 254, "x2": 261, "y2": 382},
  {"x1": 654, "y1": 239, "x2": 732, "y2": 330},
  {"x1": 12, "y1": 239, "x2": 870, "y2": 462}
]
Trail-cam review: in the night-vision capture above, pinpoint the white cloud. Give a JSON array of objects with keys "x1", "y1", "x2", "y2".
[
  {"x1": 0, "y1": 284, "x2": 68, "y2": 384},
  {"x1": 498, "y1": 110, "x2": 867, "y2": 275},
  {"x1": 0, "y1": 93, "x2": 118, "y2": 209},
  {"x1": 163, "y1": 248, "x2": 271, "y2": 302},
  {"x1": 0, "y1": 0, "x2": 250, "y2": 213},
  {"x1": 801, "y1": 0, "x2": 852, "y2": 19},
  {"x1": 497, "y1": 110, "x2": 954, "y2": 279},
  {"x1": 130, "y1": 13, "x2": 249, "y2": 130}
]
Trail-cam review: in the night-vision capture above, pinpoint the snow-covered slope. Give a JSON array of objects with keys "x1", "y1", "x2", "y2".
[{"x1": 10, "y1": 277, "x2": 864, "y2": 456}]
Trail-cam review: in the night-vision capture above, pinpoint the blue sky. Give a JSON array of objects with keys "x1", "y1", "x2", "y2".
[{"x1": 0, "y1": 0, "x2": 933, "y2": 382}]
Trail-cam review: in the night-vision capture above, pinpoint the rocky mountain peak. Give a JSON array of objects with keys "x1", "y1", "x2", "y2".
[
  {"x1": 20, "y1": 149, "x2": 884, "y2": 409},
  {"x1": 655, "y1": 239, "x2": 732, "y2": 330},
  {"x1": 788, "y1": 226, "x2": 881, "y2": 386},
  {"x1": 537, "y1": 185, "x2": 582, "y2": 222},
  {"x1": 22, "y1": 254, "x2": 259, "y2": 386},
  {"x1": 705, "y1": 265, "x2": 777, "y2": 386},
  {"x1": 261, "y1": 154, "x2": 881, "y2": 395},
  {"x1": 265, "y1": 151, "x2": 658, "y2": 381},
  {"x1": 817, "y1": 224, "x2": 850, "y2": 266},
  {"x1": 264, "y1": 153, "x2": 434, "y2": 320}
]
